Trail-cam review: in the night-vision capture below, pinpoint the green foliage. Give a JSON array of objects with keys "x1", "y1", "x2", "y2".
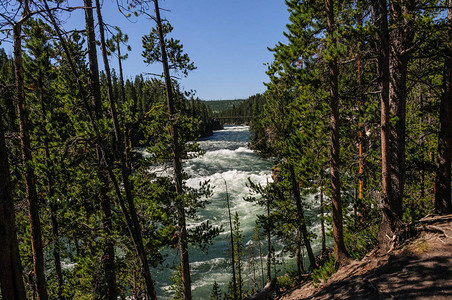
[
  {"x1": 210, "y1": 281, "x2": 222, "y2": 300},
  {"x1": 167, "y1": 266, "x2": 183, "y2": 300},
  {"x1": 311, "y1": 255, "x2": 337, "y2": 286},
  {"x1": 204, "y1": 99, "x2": 245, "y2": 113},
  {"x1": 277, "y1": 270, "x2": 298, "y2": 291},
  {"x1": 344, "y1": 219, "x2": 379, "y2": 260},
  {"x1": 142, "y1": 22, "x2": 195, "y2": 76}
]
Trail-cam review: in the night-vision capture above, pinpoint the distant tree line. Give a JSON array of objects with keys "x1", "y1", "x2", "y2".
[{"x1": 211, "y1": 94, "x2": 266, "y2": 125}]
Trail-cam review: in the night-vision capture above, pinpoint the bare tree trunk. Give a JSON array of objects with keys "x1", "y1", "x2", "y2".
[
  {"x1": 0, "y1": 109, "x2": 27, "y2": 300},
  {"x1": 83, "y1": 2, "x2": 118, "y2": 298},
  {"x1": 14, "y1": 17, "x2": 49, "y2": 300},
  {"x1": 357, "y1": 57, "x2": 364, "y2": 219},
  {"x1": 266, "y1": 196, "x2": 272, "y2": 283},
  {"x1": 295, "y1": 230, "x2": 305, "y2": 277},
  {"x1": 320, "y1": 184, "x2": 326, "y2": 255},
  {"x1": 116, "y1": 40, "x2": 132, "y2": 170},
  {"x1": 388, "y1": 0, "x2": 413, "y2": 219},
  {"x1": 37, "y1": 67, "x2": 65, "y2": 299},
  {"x1": 248, "y1": 242, "x2": 257, "y2": 293},
  {"x1": 289, "y1": 164, "x2": 316, "y2": 269},
  {"x1": 44, "y1": 2, "x2": 158, "y2": 297},
  {"x1": 153, "y1": 1, "x2": 191, "y2": 298},
  {"x1": 435, "y1": 0, "x2": 452, "y2": 214},
  {"x1": 325, "y1": 0, "x2": 349, "y2": 264},
  {"x1": 50, "y1": 205, "x2": 64, "y2": 299},
  {"x1": 225, "y1": 181, "x2": 238, "y2": 300},
  {"x1": 371, "y1": 0, "x2": 403, "y2": 251},
  {"x1": 255, "y1": 226, "x2": 265, "y2": 289}
]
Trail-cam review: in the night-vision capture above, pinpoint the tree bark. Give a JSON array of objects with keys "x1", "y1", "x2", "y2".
[
  {"x1": 320, "y1": 184, "x2": 326, "y2": 255},
  {"x1": 371, "y1": 0, "x2": 403, "y2": 251},
  {"x1": 45, "y1": 1, "x2": 158, "y2": 297},
  {"x1": 325, "y1": 0, "x2": 349, "y2": 264},
  {"x1": 435, "y1": 0, "x2": 452, "y2": 214},
  {"x1": 14, "y1": 17, "x2": 49, "y2": 300},
  {"x1": 295, "y1": 230, "x2": 305, "y2": 277},
  {"x1": 37, "y1": 61, "x2": 65, "y2": 299},
  {"x1": 154, "y1": 1, "x2": 192, "y2": 298},
  {"x1": 388, "y1": 0, "x2": 413, "y2": 219},
  {"x1": 0, "y1": 108, "x2": 27, "y2": 300},
  {"x1": 83, "y1": 2, "x2": 118, "y2": 299},
  {"x1": 266, "y1": 196, "x2": 272, "y2": 283},
  {"x1": 225, "y1": 181, "x2": 238, "y2": 300},
  {"x1": 289, "y1": 164, "x2": 316, "y2": 269}
]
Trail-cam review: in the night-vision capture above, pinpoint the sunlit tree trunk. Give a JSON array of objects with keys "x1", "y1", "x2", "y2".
[
  {"x1": 325, "y1": 0, "x2": 349, "y2": 264},
  {"x1": 371, "y1": 0, "x2": 402, "y2": 251}
]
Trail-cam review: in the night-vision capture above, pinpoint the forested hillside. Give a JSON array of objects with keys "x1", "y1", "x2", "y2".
[{"x1": 203, "y1": 99, "x2": 245, "y2": 114}]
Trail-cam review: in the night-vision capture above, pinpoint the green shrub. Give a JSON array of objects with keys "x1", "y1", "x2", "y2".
[
  {"x1": 311, "y1": 255, "x2": 337, "y2": 286},
  {"x1": 277, "y1": 270, "x2": 298, "y2": 290}
]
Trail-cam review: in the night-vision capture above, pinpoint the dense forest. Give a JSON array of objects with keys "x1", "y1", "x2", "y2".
[
  {"x1": 0, "y1": 0, "x2": 451, "y2": 300},
  {"x1": 244, "y1": 0, "x2": 452, "y2": 284}
]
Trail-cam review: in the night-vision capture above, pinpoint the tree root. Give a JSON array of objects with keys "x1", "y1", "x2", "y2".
[{"x1": 391, "y1": 214, "x2": 452, "y2": 250}]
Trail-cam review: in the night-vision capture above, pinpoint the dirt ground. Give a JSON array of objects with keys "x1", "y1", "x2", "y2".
[{"x1": 277, "y1": 215, "x2": 452, "y2": 300}]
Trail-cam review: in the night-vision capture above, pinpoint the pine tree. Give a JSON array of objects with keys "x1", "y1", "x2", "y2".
[
  {"x1": 210, "y1": 281, "x2": 222, "y2": 300},
  {"x1": 13, "y1": 3, "x2": 49, "y2": 298}
]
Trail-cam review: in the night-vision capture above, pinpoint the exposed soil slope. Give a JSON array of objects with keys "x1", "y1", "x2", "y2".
[{"x1": 278, "y1": 215, "x2": 452, "y2": 300}]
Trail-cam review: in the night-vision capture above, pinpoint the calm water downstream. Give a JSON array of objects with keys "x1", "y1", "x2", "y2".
[{"x1": 154, "y1": 125, "x2": 324, "y2": 299}]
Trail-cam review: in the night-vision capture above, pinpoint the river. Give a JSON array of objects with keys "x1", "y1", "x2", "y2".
[{"x1": 154, "y1": 125, "x2": 324, "y2": 299}]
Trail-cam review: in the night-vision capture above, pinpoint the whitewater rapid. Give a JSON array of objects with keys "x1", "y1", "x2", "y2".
[{"x1": 154, "y1": 125, "x2": 327, "y2": 299}]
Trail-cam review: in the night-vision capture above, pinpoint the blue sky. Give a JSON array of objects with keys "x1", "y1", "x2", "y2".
[
  {"x1": 4, "y1": 0, "x2": 290, "y2": 100},
  {"x1": 87, "y1": 0, "x2": 290, "y2": 100}
]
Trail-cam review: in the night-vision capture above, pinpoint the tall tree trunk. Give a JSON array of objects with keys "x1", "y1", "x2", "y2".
[
  {"x1": 266, "y1": 198, "x2": 271, "y2": 283},
  {"x1": 225, "y1": 181, "x2": 238, "y2": 300},
  {"x1": 153, "y1": 1, "x2": 191, "y2": 298},
  {"x1": 14, "y1": 18, "x2": 49, "y2": 300},
  {"x1": 0, "y1": 109, "x2": 27, "y2": 300},
  {"x1": 37, "y1": 65, "x2": 65, "y2": 299},
  {"x1": 116, "y1": 40, "x2": 132, "y2": 170},
  {"x1": 357, "y1": 57, "x2": 364, "y2": 219},
  {"x1": 320, "y1": 184, "x2": 326, "y2": 255},
  {"x1": 236, "y1": 229, "x2": 243, "y2": 300},
  {"x1": 435, "y1": 0, "x2": 452, "y2": 214},
  {"x1": 325, "y1": 0, "x2": 349, "y2": 264},
  {"x1": 83, "y1": 2, "x2": 118, "y2": 299},
  {"x1": 295, "y1": 230, "x2": 305, "y2": 277},
  {"x1": 255, "y1": 225, "x2": 265, "y2": 289},
  {"x1": 289, "y1": 164, "x2": 316, "y2": 268},
  {"x1": 50, "y1": 205, "x2": 64, "y2": 299},
  {"x1": 388, "y1": 0, "x2": 413, "y2": 219},
  {"x1": 371, "y1": 0, "x2": 402, "y2": 251},
  {"x1": 44, "y1": 2, "x2": 158, "y2": 297},
  {"x1": 248, "y1": 242, "x2": 257, "y2": 292}
]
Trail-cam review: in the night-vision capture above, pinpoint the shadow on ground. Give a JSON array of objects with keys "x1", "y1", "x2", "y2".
[{"x1": 300, "y1": 252, "x2": 452, "y2": 299}]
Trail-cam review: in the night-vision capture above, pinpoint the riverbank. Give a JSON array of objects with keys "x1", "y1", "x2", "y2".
[{"x1": 278, "y1": 214, "x2": 452, "y2": 299}]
